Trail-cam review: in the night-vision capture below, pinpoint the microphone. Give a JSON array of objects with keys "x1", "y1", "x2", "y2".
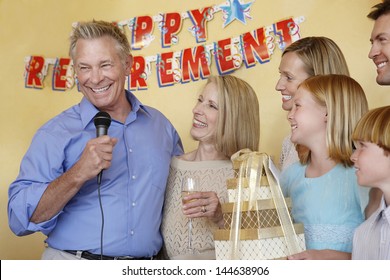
[{"x1": 93, "y1": 111, "x2": 112, "y2": 185}]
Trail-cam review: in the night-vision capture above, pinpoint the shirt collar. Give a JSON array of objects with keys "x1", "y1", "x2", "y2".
[
  {"x1": 126, "y1": 90, "x2": 151, "y2": 119},
  {"x1": 380, "y1": 196, "x2": 390, "y2": 225},
  {"x1": 78, "y1": 90, "x2": 151, "y2": 129}
]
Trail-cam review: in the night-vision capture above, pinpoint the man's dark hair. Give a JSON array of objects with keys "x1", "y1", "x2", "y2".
[{"x1": 368, "y1": 0, "x2": 390, "y2": 20}]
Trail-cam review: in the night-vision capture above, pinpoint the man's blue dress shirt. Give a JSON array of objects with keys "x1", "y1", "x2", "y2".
[{"x1": 8, "y1": 91, "x2": 183, "y2": 257}]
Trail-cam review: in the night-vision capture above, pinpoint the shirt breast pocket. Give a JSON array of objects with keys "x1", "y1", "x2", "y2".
[{"x1": 147, "y1": 146, "x2": 172, "y2": 191}]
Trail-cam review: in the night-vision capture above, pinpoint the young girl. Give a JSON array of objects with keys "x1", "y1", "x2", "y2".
[
  {"x1": 275, "y1": 36, "x2": 350, "y2": 171},
  {"x1": 351, "y1": 106, "x2": 390, "y2": 260},
  {"x1": 280, "y1": 74, "x2": 369, "y2": 259}
]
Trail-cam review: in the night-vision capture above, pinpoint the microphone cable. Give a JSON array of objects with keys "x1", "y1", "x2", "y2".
[
  {"x1": 97, "y1": 179, "x2": 105, "y2": 260},
  {"x1": 93, "y1": 111, "x2": 111, "y2": 260}
]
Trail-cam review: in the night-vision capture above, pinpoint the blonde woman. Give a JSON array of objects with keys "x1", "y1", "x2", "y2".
[
  {"x1": 280, "y1": 74, "x2": 369, "y2": 259},
  {"x1": 275, "y1": 36, "x2": 350, "y2": 171},
  {"x1": 162, "y1": 75, "x2": 260, "y2": 259}
]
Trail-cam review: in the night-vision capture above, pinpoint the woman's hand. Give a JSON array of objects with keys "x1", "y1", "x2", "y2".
[{"x1": 182, "y1": 191, "x2": 224, "y2": 227}]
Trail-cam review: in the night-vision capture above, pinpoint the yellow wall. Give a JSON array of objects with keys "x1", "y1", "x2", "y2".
[{"x1": 1, "y1": 0, "x2": 389, "y2": 259}]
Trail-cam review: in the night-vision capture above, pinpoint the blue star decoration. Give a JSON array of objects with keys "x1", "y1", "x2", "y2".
[{"x1": 220, "y1": 0, "x2": 254, "y2": 28}]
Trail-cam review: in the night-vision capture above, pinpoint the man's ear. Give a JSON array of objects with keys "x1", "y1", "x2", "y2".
[{"x1": 125, "y1": 54, "x2": 133, "y2": 75}]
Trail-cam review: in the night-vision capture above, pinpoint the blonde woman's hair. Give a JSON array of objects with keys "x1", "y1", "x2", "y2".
[
  {"x1": 204, "y1": 75, "x2": 260, "y2": 158},
  {"x1": 352, "y1": 106, "x2": 390, "y2": 156},
  {"x1": 298, "y1": 74, "x2": 368, "y2": 166},
  {"x1": 283, "y1": 36, "x2": 350, "y2": 77},
  {"x1": 69, "y1": 20, "x2": 131, "y2": 63}
]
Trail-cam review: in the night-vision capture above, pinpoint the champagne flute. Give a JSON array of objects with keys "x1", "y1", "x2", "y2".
[{"x1": 181, "y1": 175, "x2": 198, "y2": 253}]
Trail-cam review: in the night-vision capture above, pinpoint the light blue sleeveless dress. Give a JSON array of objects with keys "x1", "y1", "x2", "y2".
[{"x1": 280, "y1": 163, "x2": 369, "y2": 252}]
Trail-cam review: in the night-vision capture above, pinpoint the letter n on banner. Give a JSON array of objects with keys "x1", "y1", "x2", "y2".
[
  {"x1": 241, "y1": 27, "x2": 271, "y2": 68},
  {"x1": 25, "y1": 56, "x2": 45, "y2": 89}
]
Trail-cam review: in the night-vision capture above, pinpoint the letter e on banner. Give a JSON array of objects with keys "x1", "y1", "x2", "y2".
[
  {"x1": 214, "y1": 38, "x2": 235, "y2": 75},
  {"x1": 157, "y1": 52, "x2": 175, "y2": 87},
  {"x1": 53, "y1": 58, "x2": 71, "y2": 91}
]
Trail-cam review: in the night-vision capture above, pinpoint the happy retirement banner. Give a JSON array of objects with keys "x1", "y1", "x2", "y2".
[{"x1": 23, "y1": 0, "x2": 305, "y2": 91}]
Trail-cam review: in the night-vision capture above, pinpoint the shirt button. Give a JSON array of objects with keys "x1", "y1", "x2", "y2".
[
  {"x1": 132, "y1": 202, "x2": 136, "y2": 207},
  {"x1": 129, "y1": 148, "x2": 133, "y2": 153},
  {"x1": 132, "y1": 175, "x2": 136, "y2": 180},
  {"x1": 130, "y1": 230, "x2": 134, "y2": 235}
]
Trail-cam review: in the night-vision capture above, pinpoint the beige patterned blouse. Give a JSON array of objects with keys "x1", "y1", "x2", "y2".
[
  {"x1": 161, "y1": 157, "x2": 233, "y2": 259},
  {"x1": 279, "y1": 134, "x2": 299, "y2": 171}
]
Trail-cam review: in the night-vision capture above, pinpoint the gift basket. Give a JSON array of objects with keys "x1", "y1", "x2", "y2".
[{"x1": 214, "y1": 150, "x2": 306, "y2": 259}]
